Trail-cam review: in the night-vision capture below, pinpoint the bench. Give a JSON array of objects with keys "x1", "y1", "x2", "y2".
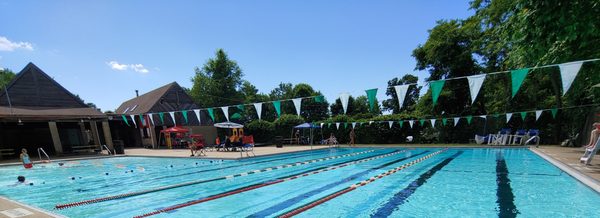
[{"x1": 0, "y1": 148, "x2": 15, "y2": 160}]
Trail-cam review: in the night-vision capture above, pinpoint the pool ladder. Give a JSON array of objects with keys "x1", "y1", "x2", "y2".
[
  {"x1": 101, "y1": 144, "x2": 114, "y2": 155},
  {"x1": 37, "y1": 147, "x2": 50, "y2": 163}
]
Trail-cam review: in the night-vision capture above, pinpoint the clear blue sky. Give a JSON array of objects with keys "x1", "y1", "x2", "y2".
[{"x1": 0, "y1": 0, "x2": 473, "y2": 112}]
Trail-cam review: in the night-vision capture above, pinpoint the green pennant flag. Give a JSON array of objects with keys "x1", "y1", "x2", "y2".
[
  {"x1": 181, "y1": 110, "x2": 188, "y2": 124},
  {"x1": 237, "y1": 104, "x2": 245, "y2": 112},
  {"x1": 365, "y1": 88, "x2": 378, "y2": 111},
  {"x1": 493, "y1": 114, "x2": 500, "y2": 118},
  {"x1": 121, "y1": 115, "x2": 130, "y2": 126},
  {"x1": 328, "y1": 123, "x2": 332, "y2": 128},
  {"x1": 207, "y1": 108, "x2": 215, "y2": 121},
  {"x1": 466, "y1": 115, "x2": 473, "y2": 125},
  {"x1": 139, "y1": 114, "x2": 145, "y2": 126},
  {"x1": 419, "y1": 119, "x2": 425, "y2": 126},
  {"x1": 344, "y1": 123, "x2": 348, "y2": 129},
  {"x1": 520, "y1": 111, "x2": 527, "y2": 121},
  {"x1": 550, "y1": 108, "x2": 558, "y2": 119},
  {"x1": 159, "y1": 112, "x2": 165, "y2": 124},
  {"x1": 442, "y1": 118, "x2": 447, "y2": 126},
  {"x1": 272, "y1": 101, "x2": 281, "y2": 117},
  {"x1": 430, "y1": 80, "x2": 445, "y2": 106},
  {"x1": 511, "y1": 68, "x2": 530, "y2": 98},
  {"x1": 399, "y1": 121, "x2": 403, "y2": 128},
  {"x1": 314, "y1": 96, "x2": 324, "y2": 103}
]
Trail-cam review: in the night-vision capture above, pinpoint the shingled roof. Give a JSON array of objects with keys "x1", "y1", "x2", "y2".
[
  {"x1": 0, "y1": 63, "x2": 104, "y2": 120},
  {"x1": 115, "y1": 82, "x2": 198, "y2": 115}
]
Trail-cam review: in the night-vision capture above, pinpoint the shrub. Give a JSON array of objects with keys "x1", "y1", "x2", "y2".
[
  {"x1": 273, "y1": 114, "x2": 305, "y2": 137},
  {"x1": 245, "y1": 120, "x2": 275, "y2": 143}
]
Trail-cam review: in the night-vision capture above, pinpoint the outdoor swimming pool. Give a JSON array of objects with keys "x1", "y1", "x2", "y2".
[{"x1": 1, "y1": 147, "x2": 599, "y2": 217}]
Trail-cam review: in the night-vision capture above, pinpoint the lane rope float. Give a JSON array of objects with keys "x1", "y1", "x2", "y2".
[
  {"x1": 132, "y1": 149, "x2": 409, "y2": 218},
  {"x1": 55, "y1": 149, "x2": 377, "y2": 210},
  {"x1": 276, "y1": 148, "x2": 449, "y2": 218}
]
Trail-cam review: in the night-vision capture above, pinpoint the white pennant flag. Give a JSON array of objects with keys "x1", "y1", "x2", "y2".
[
  {"x1": 335, "y1": 123, "x2": 340, "y2": 130},
  {"x1": 409, "y1": 120, "x2": 414, "y2": 128},
  {"x1": 253, "y1": 103, "x2": 262, "y2": 120},
  {"x1": 369, "y1": 121, "x2": 374, "y2": 125},
  {"x1": 430, "y1": 119, "x2": 436, "y2": 127},
  {"x1": 535, "y1": 110, "x2": 543, "y2": 121},
  {"x1": 320, "y1": 123, "x2": 324, "y2": 128},
  {"x1": 129, "y1": 114, "x2": 137, "y2": 127},
  {"x1": 340, "y1": 92, "x2": 350, "y2": 114},
  {"x1": 559, "y1": 61, "x2": 583, "y2": 95},
  {"x1": 393, "y1": 85, "x2": 410, "y2": 109},
  {"x1": 193, "y1": 109, "x2": 201, "y2": 124},
  {"x1": 221, "y1": 107, "x2": 229, "y2": 121},
  {"x1": 169, "y1": 112, "x2": 176, "y2": 125},
  {"x1": 453, "y1": 117, "x2": 460, "y2": 127},
  {"x1": 467, "y1": 74, "x2": 486, "y2": 104},
  {"x1": 388, "y1": 121, "x2": 394, "y2": 128},
  {"x1": 292, "y1": 98, "x2": 302, "y2": 116},
  {"x1": 506, "y1": 113, "x2": 513, "y2": 123},
  {"x1": 148, "y1": 113, "x2": 155, "y2": 126},
  {"x1": 352, "y1": 122, "x2": 357, "y2": 129},
  {"x1": 479, "y1": 115, "x2": 487, "y2": 119}
]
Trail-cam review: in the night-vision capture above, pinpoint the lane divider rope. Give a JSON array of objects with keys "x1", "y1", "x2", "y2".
[
  {"x1": 276, "y1": 148, "x2": 449, "y2": 218},
  {"x1": 132, "y1": 149, "x2": 409, "y2": 218},
  {"x1": 55, "y1": 149, "x2": 377, "y2": 210}
]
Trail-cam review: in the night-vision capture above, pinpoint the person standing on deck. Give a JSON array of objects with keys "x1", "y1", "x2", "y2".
[
  {"x1": 349, "y1": 128, "x2": 356, "y2": 147},
  {"x1": 20, "y1": 148, "x2": 33, "y2": 169}
]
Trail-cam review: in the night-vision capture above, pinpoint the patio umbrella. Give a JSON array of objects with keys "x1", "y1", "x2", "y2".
[
  {"x1": 214, "y1": 121, "x2": 244, "y2": 129},
  {"x1": 161, "y1": 126, "x2": 189, "y2": 133}
]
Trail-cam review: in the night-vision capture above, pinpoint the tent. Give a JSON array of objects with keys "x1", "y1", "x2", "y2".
[{"x1": 293, "y1": 123, "x2": 321, "y2": 146}]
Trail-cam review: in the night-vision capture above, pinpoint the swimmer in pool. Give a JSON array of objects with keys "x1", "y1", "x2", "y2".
[
  {"x1": 9, "y1": 176, "x2": 34, "y2": 187},
  {"x1": 20, "y1": 149, "x2": 33, "y2": 169}
]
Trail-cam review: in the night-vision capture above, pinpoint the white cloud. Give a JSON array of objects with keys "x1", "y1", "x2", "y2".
[
  {"x1": 106, "y1": 61, "x2": 150, "y2": 74},
  {"x1": 0, "y1": 36, "x2": 34, "y2": 51}
]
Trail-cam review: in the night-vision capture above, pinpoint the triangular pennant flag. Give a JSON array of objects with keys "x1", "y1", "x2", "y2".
[
  {"x1": 121, "y1": 115, "x2": 130, "y2": 126},
  {"x1": 535, "y1": 110, "x2": 543, "y2": 121},
  {"x1": 148, "y1": 113, "x2": 155, "y2": 126},
  {"x1": 399, "y1": 121, "x2": 403, "y2": 128},
  {"x1": 419, "y1": 119, "x2": 425, "y2": 126},
  {"x1": 442, "y1": 118, "x2": 447, "y2": 126},
  {"x1": 430, "y1": 119, "x2": 436, "y2": 127},
  {"x1": 393, "y1": 85, "x2": 410, "y2": 109},
  {"x1": 237, "y1": 104, "x2": 245, "y2": 112},
  {"x1": 207, "y1": 108, "x2": 215, "y2": 122},
  {"x1": 292, "y1": 98, "x2": 302, "y2": 116},
  {"x1": 388, "y1": 121, "x2": 394, "y2": 129},
  {"x1": 328, "y1": 123, "x2": 332, "y2": 128},
  {"x1": 550, "y1": 108, "x2": 558, "y2": 119},
  {"x1": 479, "y1": 115, "x2": 487, "y2": 119},
  {"x1": 320, "y1": 123, "x2": 324, "y2": 128},
  {"x1": 467, "y1": 74, "x2": 486, "y2": 104},
  {"x1": 520, "y1": 112, "x2": 527, "y2": 121},
  {"x1": 335, "y1": 123, "x2": 340, "y2": 130},
  {"x1": 493, "y1": 114, "x2": 500, "y2": 118},
  {"x1": 559, "y1": 61, "x2": 583, "y2": 95},
  {"x1": 159, "y1": 112, "x2": 165, "y2": 124},
  {"x1": 140, "y1": 114, "x2": 146, "y2": 126},
  {"x1": 193, "y1": 109, "x2": 201, "y2": 124},
  {"x1": 272, "y1": 101, "x2": 281, "y2": 117},
  {"x1": 352, "y1": 122, "x2": 356, "y2": 129},
  {"x1": 169, "y1": 112, "x2": 176, "y2": 125},
  {"x1": 369, "y1": 121, "x2": 374, "y2": 125},
  {"x1": 339, "y1": 93, "x2": 350, "y2": 114},
  {"x1": 344, "y1": 123, "x2": 348, "y2": 129},
  {"x1": 506, "y1": 113, "x2": 513, "y2": 123},
  {"x1": 365, "y1": 88, "x2": 378, "y2": 111},
  {"x1": 221, "y1": 107, "x2": 229, "y2": 121},
  {"x1": 466, "y1": 115, "x2": 473, "y2": 125},
  {"x1": 130, "y1": 114, "x2": 137, "y2": 127},
  {"x1": 409, "y1": 120, "x2": 414, "y2": 128},
  {"x1": 253, "y1": 103, "x2": 262, "y2": 120},
  {"x1": 314, "y1": 95, "x2": 324, "y2": 103},
  {"x1": 453, "y1": 117, "x2": 460, "y2": 127},
  {"x1": 511, "y1": 68, "x2": 530, "y2": 98},
  {"x1": 181, "y1": 110, "x2": 189, "y2": 124},
  {"x1": 430, "y1": 80, "x2": 446, "y2": 106}
]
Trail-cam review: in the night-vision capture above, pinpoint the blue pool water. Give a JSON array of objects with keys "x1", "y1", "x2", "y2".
[{"x1": 0, "y1": 147, "x2": 599, "y2": 217}]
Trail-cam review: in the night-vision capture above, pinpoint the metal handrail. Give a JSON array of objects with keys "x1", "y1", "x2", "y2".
[
  {"x1": 525, "y1": 136, "x2": 541, "y2": 147},
  {"x1": 37, "y1": 147, "x2": 50, "y2": 162},
  {"x1": 101, "y1": 144, "x2": 113, "y2": 155}
]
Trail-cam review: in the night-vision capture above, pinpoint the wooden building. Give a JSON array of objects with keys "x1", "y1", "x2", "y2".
[
  {"x1": 113, "y1": 82, "x2": 216, "y2": 148},
  {"x1": 0, "y1": 63, "x2": 112, "y2": 158}
]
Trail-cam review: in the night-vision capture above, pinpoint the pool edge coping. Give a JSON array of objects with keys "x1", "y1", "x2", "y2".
[
  {"x1": 529, "y1": 148, "x2": 600, "y2": 193},
  {"x1": 0, "y1": 196, "x2": 67, "y2": 218}
]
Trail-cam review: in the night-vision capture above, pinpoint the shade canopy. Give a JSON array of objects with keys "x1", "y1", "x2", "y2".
[
  {"x1": 214, "y1": 121, "x2": 244, "y2": 129},
  {"x1": 161, "y1": 126, "x2": 189, "y2": 133},
  {"x1": 294, "y1": 123, "x2": 321, "y2": 129}
]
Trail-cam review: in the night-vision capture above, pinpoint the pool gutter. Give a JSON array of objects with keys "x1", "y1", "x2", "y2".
[
  {"x1": 0, "y1": 196, "x2": 66, "y2": 218},
  {"x1": 530, "y1": 148, "x2": 600, "y2": 193},
  {"x1": 0, "y1": 155, "x2": 125, "y2": 167}
]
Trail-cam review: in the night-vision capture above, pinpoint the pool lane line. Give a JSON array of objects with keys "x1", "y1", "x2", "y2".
[
  {"x1": 495, "y1": 151, "x2": 519, "y2": 217},
  {"x1": 370, "y1": 151, "x2": 464, "y2": 217},
  {"x1": 248, "y1": 150, "x2": 431, "y2": 217},
  {"x1": 131, "y1": 149, "x2": 409, "y2": 218},
  {"x1": 275, "y1": 148, "x2": 448, "y2": 218},
  {"x1": 74, "y1": 148, "x2": 361, "y2": 192},
  {"x1": 54, "y1": 149, "x2": 380, "y2": 210}
]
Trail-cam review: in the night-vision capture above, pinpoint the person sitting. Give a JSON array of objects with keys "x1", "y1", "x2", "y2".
[
  {"x1": 580, "y1": 122, "x2": 600, "y2": 165},
  {"x1": 20, "y1": 148, "x2": 33, "y2": 169},
  {"x1": 583, "y1": 122, "x2": 600, "y2": 149},
  {"x1": 327, "y1": 133, "x2": 338, "y2": 147}
]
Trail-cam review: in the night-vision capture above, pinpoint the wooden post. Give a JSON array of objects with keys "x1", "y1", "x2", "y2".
[
  {"x1": 90, "y1": 121, "x2": 101, "y2": 146},
  {"x1": 48, "y1": 122, "x2": 63, "y2": 154},
  {"x1": 102, "y1": 121, "x2": 114, "y2": 150}
]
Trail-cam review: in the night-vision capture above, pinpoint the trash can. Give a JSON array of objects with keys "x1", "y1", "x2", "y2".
[
  {"x1": 113, "y1": 140, "x2": 125, "y2": 154},
  {"x1": 274, "y1": 136, "x2": 283, "y2": 148}
]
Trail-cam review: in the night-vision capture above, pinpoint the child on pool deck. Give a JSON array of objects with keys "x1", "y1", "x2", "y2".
[
  {"x1": 583, "y1": 122, "x2": 600, "y2": 149},
  {"x1": 20, "y1": 148, "x2": 33, "y2": 169}
]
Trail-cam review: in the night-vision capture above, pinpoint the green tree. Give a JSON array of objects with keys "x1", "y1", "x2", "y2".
[
  {"x1": 0, "y1": 68, "x2": 16, "y2": 88},
  {"x1": 190, "y1": 49, "x2": 244, "y2": 107}
]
